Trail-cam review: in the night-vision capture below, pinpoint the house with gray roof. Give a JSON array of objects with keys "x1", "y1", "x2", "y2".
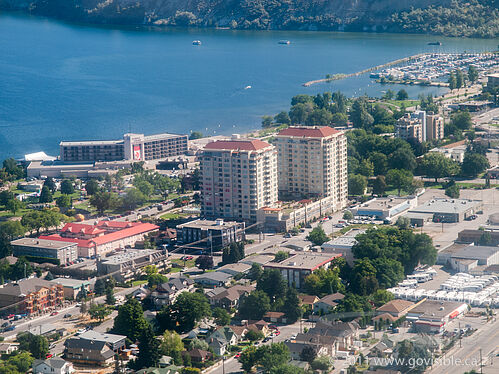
[
  {"x1": 64, "y1": 331, "x2": 126, "y2": 365},
  {"x1": 33, "y1": 358, "x2": 74, "y2": 374},
  {"x1": 150, "y1": 276, "x2": 195, "y2": 308},
  {"x1": 194, "y1": 271, "x2": 232, "y2": 287}
]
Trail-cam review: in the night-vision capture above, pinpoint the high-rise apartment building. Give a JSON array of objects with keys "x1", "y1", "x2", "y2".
[
  {"x1": 200, "y1": 137, "x2": 278, "y2": 222},
  {"x1": 426, "y1": 113, "x2": 445, "y2": 141},
  {"x1": 274, "y1": 126, "x2": 348, "y2": 208},
  {"x1": 395, "y1": 114, "x2": 423, "y2": 143}
]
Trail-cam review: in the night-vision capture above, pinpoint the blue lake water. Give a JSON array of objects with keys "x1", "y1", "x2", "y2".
[{"x1": 1, "y1": 12, "x2": 498, "y2": 160}]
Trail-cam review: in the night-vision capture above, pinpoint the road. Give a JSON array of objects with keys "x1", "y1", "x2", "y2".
[{"x1": 429, "y1": 317, "x2": 499, "y2": 374}]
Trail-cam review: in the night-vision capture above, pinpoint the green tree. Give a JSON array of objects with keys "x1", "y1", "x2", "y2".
[
  {"x1": 372, "y1": 257, "x2": 405, "y2": 288},
  {"x1": 262, "y1": 115, "x2": 274, "y2": 128},
  {"x1": 418, "y1": 152, "x2": 460, "y2": 182},
  {"x1": 195, "y1": 255, "x2": 214, "y2": 271},
  {"x1": 396, "y1": 216, "x2": 411, "y2": 229},
  {"x1": 350, "y1": 97, "x2": 374, "y2": 129},
  {"x1": 6, "y1": 351, "x2": 34, "y2": 373},
  {"x1": 370, "y1": 289, "x2": 395, "y2": 307},
  {"x1": 121, "y1": 188, "x2": 146, "y2": 210},
  {"x1": 283, "y1": 287, "x2": 302, "y2": 323},
  {"x1": 134, "y1": 180, "x2": 154, "y2": 197},
  {"x1": 311, "y1": 356, "x2": 332, "y2": 371},
  {"x1": 461, "y1": 152, "x2": 489, "y2": 177},
  {"x1": 274, "y1": 111, "x2": 290, "y2": 125},
  {"x1": 448, "y1": 71, "x2": 457, "y2": 90},
  {"x1": 331, "y1": 112, "x2": 348, "y2": 126},
  {"x1": 307, "y1": 226, "x2": 328, "y2": 246},
  {"x1": 390, "y1": 148, "x2": 417, "y2": 171},
  {"x1": 239, "y1": 290, "x2": 271, "y2": 320},
  {"x1": 89, "y1": 304, "x2": 111, "y2": 321},
  {"x1": 348, "y1": 174, "x2": 367, "y2": 195},
  {"x1": 305, "y1": 108, "x2": 333, "y2": 126},
  {"x1": 373, "y1": 175, "x2": 387, "y2": 195},
  {"x1": 343, "y1": 210, "x2": 354, "y2": 220},
  {"x1": 289, "y1": 102, "x2": 313, "y2": 125},
  {"x1": 85, "y1": 179, "x2": 100, "y2": 195},
  {"x1": 451, "y1": 110, "x2": 472, "y2": 131},
  {"x1": 468, "y1": 65, "x2": 479, "y2": 83},
  {"x1": 94, "y1": 278, "x2": 106, "y2": 295},
  {"x1": 39, "y1": 186, "x2": 53, "y2": 203},
  {"x1": 357, "y1": 159, "x2": 374, "y2": 177},
  {"x1": 29, "y1": 334, "x2": 49, "y2": 359},
  {"x1": 0, "y1": 190, "x2": 14, "y2": 206},
  {"x1": 161, "y1": 330, "x2": 184, "y2": 362},
  {"x1": 304, "y1": 267, "x2": 344, "y2": 297},
  {"x1": 106, "y1": 286, "x2": 116, "y2": 305},
  {"x1": 300, "y1": 346, "x2": 317, "y2": 364},
  {"x1": 90, "y1": 191, "x2": 116, "y2": 215},
  {"x1": 274, "y1": 251, "x2": 289, "y2": 262},
  {"x1": 60, "y1": 179, "x2": 74, "y2": 195},
  {"x1": 148, "y1": 273, "x2": 168, "y2": 288},
  {"x1": 113, "y1": 298, "x2": 150, "y2": 341},
  {"x1": 249, "y1": 262, "x2": 263, "y2": 281},
  {"x1": 258, "y1": 343, "x2": 290, "y2": 372},
  {"x1": 445, "y1": 184, "x2": 460, "y2": 198},
  {"x1": 213, "y1": 307, "x2": 231, "y2": 326},
  {"x1": 56, "y1": 194, "x2": 72, "y2": 209},
  {"x1": 396, "y1": 89, "x2": 408, "y2": 100},
  {"x1": 350, "y1": 258, "x2": 379, "y2": 296},
  {"x1": 5, "y1": 199, "x2": 22, "y2": 215},
  {"x1": 386, "y1": 169, "x2": 413, "y2": 196},
  {"x1": 239, "y1": 345, "x2": 258, "y2": 373},
  {"x1": 257, "y1": 269, "x2": 287, "y2": 301},
  {"x1": 158, "y1": 292, "x2": 211, "y2": 333},
  {"x1": 135, "y1": 324, "x2": 161, "y2": 369},
  {"x1": 222, "y1": 242, "x2": 245, "y2": 264},
  {"x1": 43, "y1": 177, "x2": 56, "y2": 193},
  {"x1": 189, "y1": 131, "x2": 204, "y2": 140}
]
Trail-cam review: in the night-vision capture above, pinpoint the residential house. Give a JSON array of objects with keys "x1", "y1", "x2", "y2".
[
  {"x1": 188, "y1": 349, "x2": 213, "y2": 363},
  {"x1": 194, "y1": 272, "x2": 232, "y2": 287},
  {"x1": 308, "y1": 319, "x2": 360, "y2": 351},
  {"x1": 208, "y1": 285, "x2": 254, "y2": 310},
  {"x1": 0, "y1": 343, "x2": 18, "y2": 354},
  {"x1": 293, "y1": 333, "x2": 338, "y2": 356},
  {"x1": 206, "y1": 326, "x2": 242, "y2": 356},
  {"x1": 284, "y1": 341, "x2": 328, "y2": 361},
  {"x1": 150, "y1": 277, "x2": 195, "y2": 308},
  {"x1": 263, "y1": 312, "x2": 287, "y2": 324},
  {"x1": 245, "y1": 320, "x2": 270, "y2": 336},
  {"x1": 33, "y1": 358, "x2": 75, "y2": 374},
  {"x1": 313, "y1": 293, "x2": 345, "y2": 314},
  {"x1": 64, "y1": 331, "x2": 126, "y2": 366},
  {"x1": 299, "y1": 294, "x2": 319, "y2": 310},
  {"x1": 369, "y1": 340, "x2": 394, "y2": 358}
]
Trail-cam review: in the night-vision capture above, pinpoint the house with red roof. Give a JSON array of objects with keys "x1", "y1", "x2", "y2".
[{"x1": 40, "y1": 221, "x2": 159, "y2": 258}]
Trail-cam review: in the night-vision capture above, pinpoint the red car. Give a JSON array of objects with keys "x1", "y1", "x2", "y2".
[
  {"x1": 50, "y1": 311, "x2": 58, "y2": 316},
  {"x1": 46, "y1": 354, "x2": 53, "y2": 359},
  {"x1": 6, "y1": 314, "x2": 15, "y2": 319},
  {"x1": 235, "y1": 353, "x2": 241, "y2": 358},
  {"x1": 275, "y1": 331, "x2": 281, "y2": 336}
]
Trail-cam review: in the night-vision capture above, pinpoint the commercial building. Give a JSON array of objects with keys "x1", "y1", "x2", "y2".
[
  {"x1": 263, "y1": 252, "x2": 341, "y2": 288},
  {"x1": 60, "y1": 132, "x2": 188, "y2": 162},
  {"x1": 256, "y1": 195, "x2": 341, "y2": 232},
  {"x1": 407, "y1": 198, "x2": 483, "y2": 223},
  {"x1": 193, "y1": 271, "x2": 233, "y2": 287},
  {"x1": 426, "y1": 113, "x2": 445, "y2": 141},
  {"x1": 274, "y1": 126, "x2": 348, "y2": 204},
  {"x1": 376, "y1": 300, "x2": 415, "y2": 319},
  {"x1": 96, "y1": 249, "x2": 168, "y2": 282},
  {"x1": 395, "y1": 113, "x2": 423, "y2": 143},
  {"x1": 10, "y1": 238, "x2": 78, "y2": 265},
  {"x1": 457, "y1": 229, "x2": 499, "y2": 246},
  {"x1": 407, "y1": 300, "x2": 467, "y2": 334},
  {"x1": 40, "y1": 221, "x2": 159, "y2": 258},
  {"x1": 176, "y1": 219, "x2": 245, "y2": 251},
  {"x1": 0, "y1": 278, "x2": 64, "y2": 315},
  {"x1": 51, "y1": 278, "x2": 91, "y2": 300},
  {"x1": 26, "y1": 160, "x2": 133, "y2": 179},
  {"x1": 437, "y1": 244, "x2": 499, "y2": 272},
  {"x1": 429, "y1": 141, "x2": 467, "y2": 163},
  {"x1": 487, "y1": 73, "x2": 499, "y2": 89},
  {"x1": 321, "y1": 228, "x2": 366, "y2": 265},
  {"x1": 64, "y1": 331, "x2": 126, "y2": 366},
  {"x1": 200, "y1": 137, "x2": 278, "y2": 222},
  {"x1": 349, "y1": 196, "x2": 418, "y2": 220}
]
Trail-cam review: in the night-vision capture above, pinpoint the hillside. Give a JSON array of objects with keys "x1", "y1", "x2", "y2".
[{"x1": 1, "y1": 0, "x2": 498, "y2": 37}]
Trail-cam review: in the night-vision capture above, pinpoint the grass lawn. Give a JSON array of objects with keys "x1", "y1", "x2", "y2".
[
  {"x1": 131, "y1": 280, "x2": 148, "y2": 286},
  {"x1": 384, "y1": 99, "x2": 420, "y2": 108},
  {"x1": 160, "y1": 212, "x2": 181, "y2": 220},
  {"x1": 171, "y1": 258, "x2": 196, "y2": 268}
]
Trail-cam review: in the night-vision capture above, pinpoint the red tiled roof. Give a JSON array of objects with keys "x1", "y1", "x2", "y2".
[
  {"x1": 277, "y1": 126, "x2": 340, "y2": 138},
  {"x1": 61, "y1": 223, "x2": 105, "y2": 235},
  {"x1": 40, "y1": 222, "x2": 159, "y2": 248},
  {"x1": 204, "y1": 139, "x2": 272, "y2": 151},
  {"x1": 96, "y1": 221, "x2": 139, "y2": 229}
]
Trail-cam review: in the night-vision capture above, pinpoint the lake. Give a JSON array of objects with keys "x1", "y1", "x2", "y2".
[{"x1": 1, "y1": 12, "x2": 498, "y2": 160}]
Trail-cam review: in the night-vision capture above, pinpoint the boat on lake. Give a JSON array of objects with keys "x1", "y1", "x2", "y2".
[
  {"x1": 278, "y1": 40, "x2": 291, "y2": 45},
  {"x1": 192, "y1": 40, "x2": 202, "y2": 45},
  {"x1": 428, "y1": 41, "x2": 442, "y2": 46}
]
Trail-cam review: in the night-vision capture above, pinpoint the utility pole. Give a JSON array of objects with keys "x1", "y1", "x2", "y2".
[
  {"x1": 222, "y1": 354, "x2": 225, "y2": 374},
  {"x1": 480, "y1": 348, "x2": 483, "y2": 374}
]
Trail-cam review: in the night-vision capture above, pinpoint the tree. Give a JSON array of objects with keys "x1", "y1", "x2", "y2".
[
  {"x1": 343, "y1": 210, "x2": 353, "y2": 220},
  {"x1": 249, "y1": 262, "x2": 263, "y2": 281},
  {"x1": 311, "y1": 356, "x2": 332, "y2": 371},
  {"x1": 262, "y1": 115, "x2": 274, "y2": 128},
  {"x1": 94, "y1": 278, "x2": 106, "y2": 295},
  {"x1": 135, "y1": 324, "x2": 161, "y2": 369},
  {"x1": 0, "y1": 190, "x2": 14, "y2": 206},
  {"x1": 357, "y1": 159, "x2": 374, "y2": 177},
  {"x1": 258, "y1": 343, "x2": 290, "y2": 372},
  {"x1": 5, "y1": 198, "x2": 22, "y2": 215},
  {"x1": 305, "y1": 108, "x2": 333, "y2": 126},
  {"x1": 382, "y1": 89, "x2": 395, "y2": 100},
  {"x1": 222, "y1": 242, "x2": 245, "y2": 264},
  {"x1": 158, "y1": 292, "x2": 211, "y2": 333},
  {"x1": 121, "y1": 188, "x2": 146, "y2": 210},
  {"x1": 386, "y1": 169, "x2": 413, "y2": 196},
  {"x1": 451, "y1": 110, "x2": 472, "y2": 131},
  {"x1": 350, "y1": 259, "x2": 379, "y2": 296},
  {"x1": 396, "y1": 216, "x2": 410, "y2": 229},
  {"x1": 80, "y1": 301, "x2": 88, "y2": 314},
  {"x1": 239, "y1": 345, "x2": 258, "y2": 373},
  {"x1": 455, "y1": 69, "x2": 465, "y2": 88},
  {"x1": 283, "y1": 287, "x2": 302, "y2": 324},
  {"x1": 461, "y1": 152, "x2": 489, "y2": 177},
  {"x1": 89, "y1": 303, "x2": 111, "y2": 321},
  {"x1": 390, "y1": 148, "x2": 416, "y2": 171},
  {"x1": 373, "y1": 175, "x2": 387, "y2": 195},
  {"x1": 371, "y1": 289, "x2": 395, "y2": 307},
  {"x1": 307, "y1": 226, "x2": 328, "y2": 246},
  {"x1": 350, "y1": 97, "x2": 374, "y2": 129},
  {"x1": 39, "y1": 186, "x2": 53, "y2": 203},
  {"x1": 56, "y1": 194, "x2": 71, "y2": 209},
  {"x1": 239, "y1": 290, "x2": 271, "y2": 320},
  {"x1": 304, "y1": 267, "x2": 344, "y2": 297},
  {"x1": 195, "y1": 255, "x2": 214, "y2": 271},
  {"x1": 213, "y1": 307, "x2": 231, "y2": 326},
  {"x1": 289, "y1": 102, "x2": 313, "y2": 125},
  {"x1": 60, "y1": 179, "x2": 74, "y2": 195},
  {"x1": 372, "y1": 257, "x2": 405, "y2": 288},
  {"x1": 448, "y1": 71, "x2": 457, "y2": 90},
  {"x1": 270, "y1": 364, "x2": 305, "y2": 374},
  {"x1": 348, "y1": 174, "x2": 367, "y2": 195},
  {"x1": 85, "y1": 179, "x2": 99, "y2": 195},
  {"x1": 331, "y1": 112, "x2": 348, "y2": 126},
  {"x1": 134, "y1": 180, "x2": 154, "y2": 197},
  {"x1": 257, "y1": 269, "x2": 287, "y2": 302},
  {"x1": 468, "y1": 65, "x2": 479, "y2": 83},
  {"x1": 274, "y1": 111, "x2": 290, "y2": 125},
  {"x1": 113, "y1": 298, "x2": 150, "y2": 341},
  {"x1": 445, "y1": 184, "x2": 460, "y2": 198},
  {"x1": 43, "y1": 177, "x2": 56, "y2": 193},
  {"x1": 106, "y1": 286, "x2": 116, "y2": 305},
  {"x1": 246, "y1": 329, "x2": 264, "y2": 342},
  {"x1": 90, "y1": 191, "x2": 116, "y2": 215},
  {"x1": 274, "y1": 251, "x2": 289, "y2": 262},
  {"x1": 396, "y1": 89, "x2": 408, "y2": 100},
  {"x1": 29, "y1": 334, "x2": 49, "y2": 359},
  {"x1": 418, "y1": 152, "x2": 460, "y2": 182},
  {"x1": 161, "y1": 330, "x2": 184, "y2": 362},
  {"x1": 300, "y1": 346, "x2": 317, "y2": 364},
  {"x1": 189, "y1": 131, "x2": 203, "y2": 140},
  {"x1": 148, "y1": 273, "x2": 168, "y2": 288}
]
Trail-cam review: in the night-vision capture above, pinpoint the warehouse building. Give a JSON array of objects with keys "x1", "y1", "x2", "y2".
[
  {"x1": 437, "y1": 244, "x2": 499, "y2": 273},
  {"x1": 349, "y1": 196, "x2": 418, "y2": 220},
  {"x1": 407, "y1": 198, "x2": 482, "y2": 223},
  {"x1": 407, "y1": 299, "x2": 468, "y2": 334}
]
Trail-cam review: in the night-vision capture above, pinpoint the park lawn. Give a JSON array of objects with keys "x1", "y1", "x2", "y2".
[
  {"x1": 0, "y1": 207, "x2": 31, "y2": 218},
  {"x1": 160, "y1": 212, "x2": 181, "y2": 220},
  {"x1": 384, "y1": 99, "x2": 420, "y2": 108},
  {"x1": 456, "y1": 182, "x2": 486, "y2": 189},
  {"x1": 131, "y1": 280, "x2": 148, "y2": 286}
]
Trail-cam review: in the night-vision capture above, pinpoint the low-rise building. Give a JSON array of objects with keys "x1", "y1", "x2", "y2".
[
  {"x1": 0, "y1": 278, "x2": 64, "y2": 315},
  {"x1": 349, "y1": 196, "x2": 418, "y2": 220},
  {"x1": 376, "y1": 300, "x2": 415, "y2": 319},
  {"x1": 176, "y1": 219, "x2": 245, "y2": 251},
  {"x1": 263, "y1": 253, "x2": 341, "y2": 288},
  {"x1": 150, "y1": 277, "x2": 195, "y2": 308},
  {"x1": 33, "y1": 358, "x2": 75, "y2": 374},
  {"x1": 408, "y1": 198, "x2": 482, "y2": 223},
  {"x1": 217, "y1": 262, "x2": 252, "y2": 276},
  {"x1": 313, "y1": 293, "x2": 345, "y2": 314},
  {"x1": 0, "y1": 343, "x2": 18, "y2": 355},
  {"x1": 437, "y1": 244, "x2": 499, "y2": 272},
  {"x1": 207, "y1": 284, "x2": 254, "y2": 310},
  {"x1": 307, "y1": 318, "x2": 360, "y2": 351},
  {"x1": 96, "y1": 249, "x2": 168, "y2": 282},
  {"x1": 64, "y1": 331, "x2": 126, "y2": 366},
  {"x1": 429, "y1": 140, "x2": 467, "y2": 163},
  {"x1": 240, "y1": 255, "x2": 274, "y2": 266},
  {"x1": 194, "y1": 271, "x2": 233, "y2": 287},
  {"x1": 321, "y1": 228, "x2": 366, "y2": 265},
  {"x1": 10, "y1": 238, "x2": 78, "y2": 265},
  {"x1": 407, "y1": 299, "x2": 468, "y2": 334},
  {"x1": 51, "y1": 278, "x2": 91, "y2": 300},
  {"x1": 28, "y1": 323, "x2": 66, "y2": 337},
  {"x1": 457, "y1": 229, "x2": 499, "y2": 245}
]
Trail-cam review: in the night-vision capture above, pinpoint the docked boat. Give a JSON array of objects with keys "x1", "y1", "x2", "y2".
[
  {"x1": 192, "y1": 40, "x2": 202, "y2": 45},
  {"x1": 278, "y1": 40, "x2": 291, "y2": 45},
  {"x1": 428, "y1": 41, "x2": 442, "y2": 46}
]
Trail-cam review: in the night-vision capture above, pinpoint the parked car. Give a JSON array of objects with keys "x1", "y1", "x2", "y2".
[
  {"x1": 5, "y1": 325, "x2": 15, "y2": 332},
  {"x1": 64, "y1": 314, "x2": 71, "y2": 318},
  {"x1": 50, "y1": 311, "x2": 58, "y2": 316}
]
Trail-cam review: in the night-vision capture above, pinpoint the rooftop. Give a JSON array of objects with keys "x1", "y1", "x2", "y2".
[
  {"x1": 60, "y1": 139, "x2": 123, "y2": 146},
  {"x1": 0, "y1": 278, "x2": 60, "y2": 297},
  {"x1": 410, "y1": 198, "x2": 482, "y2": 215},
  {"x1": 176, "y1": 219, "x2": 243, "y2": 230},
  {"x1": 99, "y1": 249, "x2": 162, "y2": 265},
  {"x1": 263, "y1": 253, "x2": 340, "y2": 271},
  {"x1": 11, "y1": 238, "x2": 76, "y2": 250},
  {"x1": 277, "y1": 126, "x2": 341, "y2": 138},
  {"x1": 377, "y1": 299, "x2": 415, "y2": 314},
  {"x1": 52, "y1": 277, "x2": 90, "y2": 289},
  {"x1": 204, "y1": 139, "x2": 272, "y2": 152},
  {"x1": 78, "y1": 330, "x2": 126, "y2": 344},
  {"x1": 409, "y1": 300, "x2": 466, "y2": 319},
  {"x1": 451, "y1": 244, "x2": 499, "y2": 261}
]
